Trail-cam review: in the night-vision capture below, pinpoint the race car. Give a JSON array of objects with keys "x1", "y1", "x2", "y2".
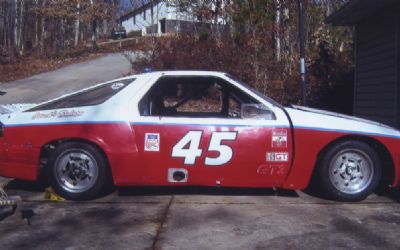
[{"x1": 0, "y1": 71, "x2": 399, "y2": 201}]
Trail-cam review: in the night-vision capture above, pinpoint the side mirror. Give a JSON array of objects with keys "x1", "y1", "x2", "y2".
[{"x1": 241, "y1": 104, "x2": 276, "y2": 120}]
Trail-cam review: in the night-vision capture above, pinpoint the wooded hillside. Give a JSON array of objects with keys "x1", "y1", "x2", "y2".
[
  {"x1": 0, "y1": 0, "x2": 117, "y2": 62},
  {"x1": 1, "y1": 0, "x2": 354, "y2": 112},
  {"x1": 133, "y1": 0, "x2": 353, "y2": 111}
]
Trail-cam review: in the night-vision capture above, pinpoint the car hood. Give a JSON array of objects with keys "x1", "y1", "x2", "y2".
[{"x1": 285, "y1": 105, "x2": 400, "y2": 138}]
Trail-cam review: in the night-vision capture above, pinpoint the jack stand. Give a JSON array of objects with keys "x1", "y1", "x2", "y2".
[
  {"x1": 0, "y1": 187, "x2": 19, "y2": 220},
  {"x1": 0, "y1": 187, "x2": 21, "y2": 206}
]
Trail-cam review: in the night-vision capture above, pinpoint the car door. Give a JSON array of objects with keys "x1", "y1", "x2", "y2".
[{"x1": 131, "y1": 74, "x2": 292, "y2": 188}]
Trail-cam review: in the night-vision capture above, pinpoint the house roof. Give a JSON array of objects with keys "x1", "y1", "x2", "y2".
[
  {"x1": 119, "y1": 0, "x2": 158, "y2": 20},
  {"x1": 326, "y1": 0, "x2": 398, "y2": 25},
  {"x1": 129, "y1": 0, "x2": 153, "y2": 9}
]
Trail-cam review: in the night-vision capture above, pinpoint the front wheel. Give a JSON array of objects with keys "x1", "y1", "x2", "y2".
[
  {"x1": 47, "y1": 142, "x2": 109, "y2": 200},
  {"x1": 317, "y1": 140, "x2": 381, "y2": 201}
]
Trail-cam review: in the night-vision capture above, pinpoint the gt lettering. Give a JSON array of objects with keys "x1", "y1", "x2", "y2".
[{"x1": 172, "y1": 131, "x2": 237, "y2": 165}]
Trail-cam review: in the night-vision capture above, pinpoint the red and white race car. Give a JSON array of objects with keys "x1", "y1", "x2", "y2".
[{"x1": 1, "y1": 71, "x2": 399, "y2": 201}]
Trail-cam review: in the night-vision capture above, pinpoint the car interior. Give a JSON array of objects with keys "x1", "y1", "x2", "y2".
[{"x1": 139, "y1": 76, "x2": 276, "y2": 120}]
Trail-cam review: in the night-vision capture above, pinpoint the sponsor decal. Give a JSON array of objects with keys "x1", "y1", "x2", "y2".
[
  {"x1": 272, "y1": 129, "x2": 287, "y2": 148},
  {"x1": 257, "y1": 164, "x2": 286, "y2": 176},
  {"x1": 145, "y1": 133, "x2": 160, "y2": 151},
  {"x1": 266, "y1": 152, "x2": 289, "y2": 162},
  {"x1": 57, "y1": 110, "x2": 85, "y2": 118},
  {"x1": 32, "y1": 111, "x2": 58, "y2": 120},
  {"x1": 111, "y1": 82, "x2": 125, "y2": 90},
  {"x1": 32, "y1": 110, "x2": 84, "y2": 120},
  {"x1": 257, "y1": 165, "x2": 271, "y2": 175}
]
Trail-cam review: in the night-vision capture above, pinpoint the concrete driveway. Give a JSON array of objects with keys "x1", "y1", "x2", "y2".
[
  {"x1": 1, "y1": 53, "x2": 400, "y2": 249},
  {"x1": 0, "y1": 53, "x2": 133, "y2": 105},
  {"x1": 1, "y1": 183, "x2": 400, "y2": 250}
]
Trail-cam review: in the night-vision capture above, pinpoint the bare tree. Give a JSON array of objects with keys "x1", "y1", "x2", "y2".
[{"x1": 74, "y1": 0, "x2": 80, "y2": 47}]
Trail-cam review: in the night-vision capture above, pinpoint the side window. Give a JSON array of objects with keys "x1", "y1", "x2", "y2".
[
  {"x1": 163, "y1": 83, "x2": 223, "y2": 113},
  {"x1": 138, "y1": 76, "x2": 275, "y2": 120}
]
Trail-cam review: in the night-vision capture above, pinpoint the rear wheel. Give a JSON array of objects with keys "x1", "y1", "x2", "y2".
[
  {"x1": 47, "y1": 142, "x2": 109, "y2": 200},
  {"x1": 318, "y1": 140, "x2": 381, "y2": 201}
]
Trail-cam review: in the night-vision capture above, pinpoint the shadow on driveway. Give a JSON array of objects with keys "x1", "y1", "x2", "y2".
[
  {"x1": 5, "y1": 179, "x2": 400, "y2": 202},
  {"x1": 5, "y1": 179, "x2": 301, "y2": 200}
]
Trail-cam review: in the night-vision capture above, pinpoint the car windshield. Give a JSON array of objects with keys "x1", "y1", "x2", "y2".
[
  {"x1": 224, "y1": 74, "x2": 282, "y2": 108},
  {"x1": 27, "y1": 78, "x2": 135, "y2": 111}
]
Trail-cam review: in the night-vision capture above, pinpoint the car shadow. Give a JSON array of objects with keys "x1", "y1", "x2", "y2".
[
  {"x1": 5, "y1": 180, "x2": 400, "y2": 202},
  {"x1": 374, "y1": 186, "x2": 400, "y2": 203},
  {"x1": 303, "y1": 183, "x2": 400, "y2": 203},
  {"x1": 5, "y1": 180, "x2": 47, "y2": 193},
  {"x1": 5, "y1": 180, "x2": 299, "y2": 199},
  {"x1": 6, "y1": 179, "x2": 400, "y2": 202},
  {"x1": 118, "y1": 186, "x2": 299, "y2": 197}
]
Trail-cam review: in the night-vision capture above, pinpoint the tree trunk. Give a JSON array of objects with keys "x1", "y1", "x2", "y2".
[
  {"x1": 8, "y1": 2, "x2": 16, "y2": 61},
  {"x1": 13, "y1": 0, "x2": 18, "y2": 53},
  {"x1": 90, "y1": 0, "x2": 96, "y2": 51},
  {"x1": 34, "y1": 0, "x2": 39, "y2": 48},
  {"x1": 4, "y1": 2, "x2": 14, "y2": 60},
  {"x1": 60, "y1": 18, "x2": 65, "y2": 52},
  {"x1": 40, "y1": 17, "x2": 45, "y2": 54},
  {"x1": 74, "y1": 1, "x2": 80, "y2": 46},
  {"x1": 91, "y1": 19, "x2": 97, "y2": 51},
  {"x1": 275, "y1": 0, "x2": 281, "y2": 62},
  {"x1": 18, "y1": 0, "x2": 24, "y2": 56},
  {"x1": 34, "y1": 18, "x2": 39, "y2": 48},
  {"x1": 40, "y1": 0, "x2": 46, "y2": 54}
]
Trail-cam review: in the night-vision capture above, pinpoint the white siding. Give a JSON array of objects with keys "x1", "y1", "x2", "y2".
[{"x1": 121, "y1": 2, "x2": 198, "y2": 35}]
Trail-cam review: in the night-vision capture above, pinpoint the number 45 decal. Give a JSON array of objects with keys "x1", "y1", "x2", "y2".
[{"x1": 172, "y1": 131, "x2": 237, "y2": 166}]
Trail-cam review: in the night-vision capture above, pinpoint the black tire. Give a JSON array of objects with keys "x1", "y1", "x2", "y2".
[
  {"x1": 47, "y1": 142, "x2": 110, "y2": 200},
  {"x1": 317, "y1": 140, "x2": 381, "y2": 202}
]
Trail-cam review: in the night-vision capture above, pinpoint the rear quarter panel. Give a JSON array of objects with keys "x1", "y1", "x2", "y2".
[{"x1": 0, "y1": 107, "x2": 137, "y2": 182}]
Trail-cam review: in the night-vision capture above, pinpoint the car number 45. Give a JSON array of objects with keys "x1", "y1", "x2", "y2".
[{"x1": 172, "y1": 131, "x2": 237, "y2": 166}]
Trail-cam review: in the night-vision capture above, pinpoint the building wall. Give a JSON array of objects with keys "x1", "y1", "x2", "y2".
[
  {"x1": 122, "y1": 2, "x2": 169, "y2": 35},
  {"x1": 121, "y1": 2, "x2": 198, "y2": 35},
  {"x1": 354, "y1": 5, "x2": 399, "y2": 127},
  {"x1": 397, "y1": 15, "x2": 400, "y2": 128}
]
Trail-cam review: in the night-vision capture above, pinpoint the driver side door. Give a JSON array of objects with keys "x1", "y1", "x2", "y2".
[{"x1": 131, "y1": 75, "x2": 292, "y2": 188}]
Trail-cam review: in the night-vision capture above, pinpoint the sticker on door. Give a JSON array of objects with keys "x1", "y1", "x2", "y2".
[
  {"x1": 266, "y1": 152, "x2": 288, "y2": 162},
  {"x1": 145, "y1": 133, "x2": 160, "y2": 151},
  {"x1": 272, "y1": 129, "x2": 287, "y2": 148}
]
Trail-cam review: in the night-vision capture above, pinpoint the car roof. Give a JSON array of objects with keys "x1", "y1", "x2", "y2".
[
  {"x1": 25, "y1": 71, "x2": 229, "y2": 112},
  {"x1": 132, "y1": 70, "x2": 227, "y2": 78}
]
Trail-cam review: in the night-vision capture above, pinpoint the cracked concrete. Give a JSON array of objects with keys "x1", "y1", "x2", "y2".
[{"x1": 1, "y1": 183, "x2": 400, "y2": 250}]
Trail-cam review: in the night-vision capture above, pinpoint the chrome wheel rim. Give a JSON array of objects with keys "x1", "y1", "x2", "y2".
[
  {"x1": 329, "y1": 149, "x2": 374, "y2": 194},
  {"x1": 54, "y1": 149, "x2": 98, "y2": 193}
]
